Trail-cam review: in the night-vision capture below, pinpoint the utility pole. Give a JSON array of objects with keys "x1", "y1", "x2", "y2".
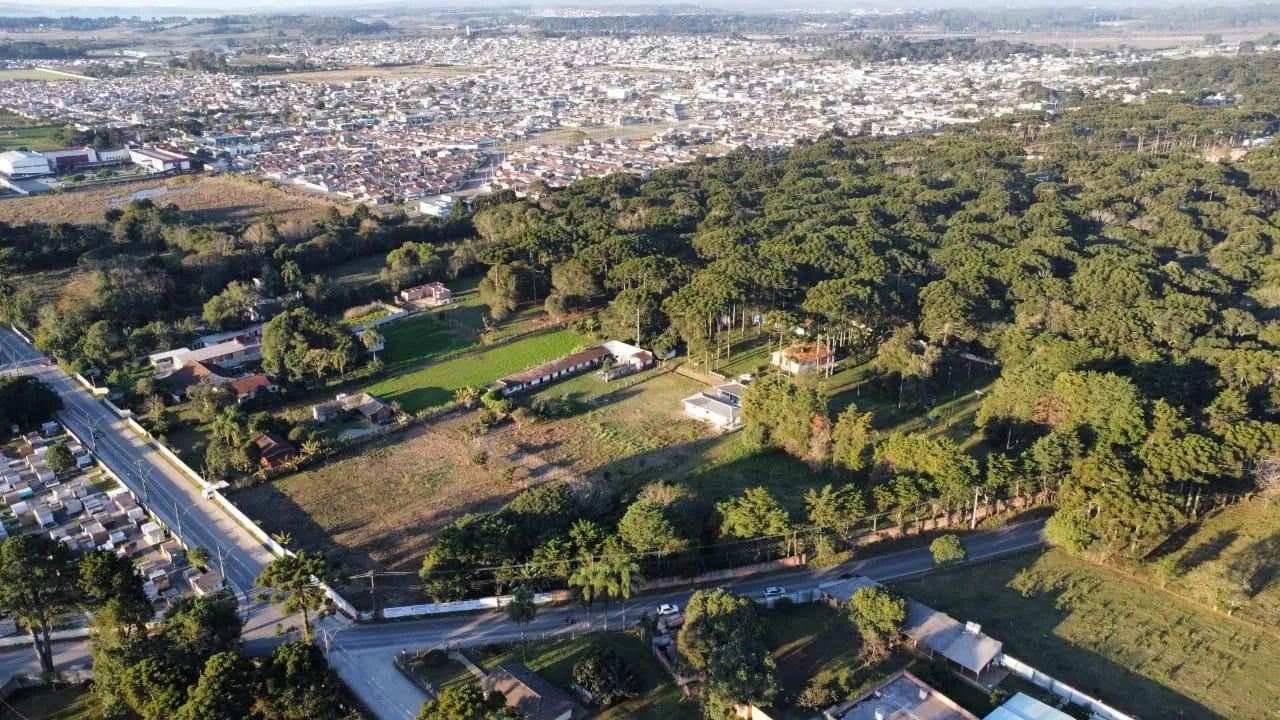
[{"x1": 971, "y1": 487, "x2": 981, "y2": 529}]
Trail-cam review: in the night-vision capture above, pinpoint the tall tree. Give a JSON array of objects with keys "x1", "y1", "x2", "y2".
[
  {"x1": 256, "y1": 551, "x2": 333, "y2": 644},
  {"x1": 0, "y1": 534, "x2": 80, "y2": 672}
]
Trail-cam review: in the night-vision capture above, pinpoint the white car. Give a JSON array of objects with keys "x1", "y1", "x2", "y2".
[
  {"x1": 657, "y1": 603, "x2": 680, "y2": 616},
  {"x1": 763, "y1": 586, "x2": 787, "y2": 598}
]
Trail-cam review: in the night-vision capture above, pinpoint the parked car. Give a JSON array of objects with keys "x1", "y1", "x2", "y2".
[
  {"x1": 763, "y1": 586, "x2": 787, "y2": 598},
  {"x1": 657, "y1": 603, "x2": 680, "y2": 616}
]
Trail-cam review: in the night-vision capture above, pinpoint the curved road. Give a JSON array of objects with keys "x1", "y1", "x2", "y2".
[{"x1": 2, "y1": 325, "x2": 1047, "y2": 719}]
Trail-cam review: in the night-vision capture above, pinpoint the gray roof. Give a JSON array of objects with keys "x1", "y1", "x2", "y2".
[{"x1": 903, "y1": 599, "x2": 1003, "y2": 673}]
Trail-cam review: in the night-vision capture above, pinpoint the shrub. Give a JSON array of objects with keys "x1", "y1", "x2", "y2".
[
  {"x1": 470, "y1": 450, "x2": 489, "y2": 466},
  {"x1": 929, "y1": 534, "x2": 967, "y2": 565},
  {"x1": 1045, "y1": 508, "x2": 1096, "y2": 554},
  {"x1": 797, "y1": 679, "x2": 838, "y2": 710}
]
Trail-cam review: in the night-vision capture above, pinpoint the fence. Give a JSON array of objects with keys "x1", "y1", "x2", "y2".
[
  {"x1": 0, "y1": 627, "x2": 90, "y2": 649},
  {"x1": 381, "y1": 590, "x2": 573, "y2": 620},
  {"x1": 999, "y1": 654, "x2": 1136, "y2": 720},
  {"x1": 0, "y1": 669, "x2": 95, "y2": 702}
]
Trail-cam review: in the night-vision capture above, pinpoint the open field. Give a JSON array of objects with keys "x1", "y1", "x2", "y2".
[
  {"x1": 0, "y1": 125, "x2": 64, "y2": 152},
  {"x1": 895, "y1": 548, "x2": 1280, "y2": 719},
  {"x1": 231, "y1": 411, "x2": 518, "y2": 582},
  {"x1": 1147, "y1": 497, "x2": 1280, "y2": 628},
  {"x1": 262, "y1": 64, "x2": 487, "y2": 82},
  {"x1": 0, "y1": 174, "x2": 338, "y2": 226},
  {"x1": 409, "y1": 633, "x2": 698, "y2": 720},
  {"x1": 531, "y1": 120, "x2": 683, "y2": 145},
  {"x1": 0, "y1": 683, "x2": 99, "y2": 720},
  {"x1": 363, "y1": 328, "x2": 588, "y2": 413},
  {"x1": 0, "y1": 68, "x2": 81, "y2": 82}
]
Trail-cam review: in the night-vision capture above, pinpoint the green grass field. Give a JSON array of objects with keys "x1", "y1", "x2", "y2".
[
  {"x1": 376, "y1": 313, "x2": 475, "y2": 374},
  {"x1": 1145, "y1": 497, "x2": 1280, "y2": 628},
  {"x1": 363, "y1": 328, "x2": 588, "y2": 412},
  {"x1": 411, "y1": 633, "x2": 698, "y2": 720},
  {"x1": 0, "y1": 125, "x2": 65, "y2": 151},
  {"x1": 895, "y1": 548, "x2": 1280, "y2": 719},
  {"x1": 0, "y1": 683, "x2": 99, "y2": 720}
]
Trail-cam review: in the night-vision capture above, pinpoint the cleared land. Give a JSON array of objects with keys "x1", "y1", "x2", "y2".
[
  {"x1": 895, "y1": 547, "x2": 1280, "y2": 719},
  {"x1": 363, "y1": 327, "x2": 588, "y2": 412},
  {"x1": 410, "y1": 633, "x2": 697, "y2": 720},
  {"x1": 0, "y1": 125, "x2": 64, "y2": 151},
  {"x1": 0, "y1": 174, "x2": 337, "y2": 226},
  {"x1": 262, "y1": 64, "x2": 487, "y2": 82}
]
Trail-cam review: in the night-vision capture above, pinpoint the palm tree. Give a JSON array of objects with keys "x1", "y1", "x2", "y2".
[
  {"x1": 506, "y1": 585, "x2": 537, "y2": 658},
  {"x1": 569, "y1": 561, "x2": 609, "y2": 630},
  {"x1": 604, "y1": 554, "x2": 643, "y2": 628},
  {"x1": 361, "y1": 328, "x2": 383, "y2": 359}
]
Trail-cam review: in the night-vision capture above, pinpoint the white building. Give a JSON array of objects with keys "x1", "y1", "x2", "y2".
[
  {"x1": 129, "y1": 147, "x2": 192, "y2": 174},
  {"x1": 418, "y1": 194, "x2": 455, "y2": 218},
  {"x1": 682, "y1": 382, "x2": 746, "y2": 430},
  {"x1": 0, "y1": 150, "x2": 51, "y2": 178}
]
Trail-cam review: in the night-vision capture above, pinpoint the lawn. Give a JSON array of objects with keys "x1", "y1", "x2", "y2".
[
  {"x1": 375, "y1": 313, "x2": 475, "y2": 374},
  {"x1": 0, "y1": 683, "x2": 99, "y2": 720},
  {"x1": 0, "y1": 125, "x2": 64, "y2": 151},
  {"x1": 363, "y1": 328, "x2": 588, "y2": 413},
  {"x1": 895, "y1": 548, "x2": 1280, "y2": 719},
  {"x1": 0, "y1": 68, "x2": 81, "y2": 81},
  {"x1": 411, "y1": 633, "x2": 699, "y2": 720},
  {"x1": 422, "y1": 273, "x2": 555, "y2": 345}
]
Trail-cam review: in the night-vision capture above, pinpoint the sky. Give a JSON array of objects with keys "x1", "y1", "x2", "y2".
[{"x1": 0, "y1": 0, "x2": 1244, "y2": 15}]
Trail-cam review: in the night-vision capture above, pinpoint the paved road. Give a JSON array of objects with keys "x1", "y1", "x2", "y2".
[{"x1": 323, "y1": 520, "x2": 1047, "y2": 720}]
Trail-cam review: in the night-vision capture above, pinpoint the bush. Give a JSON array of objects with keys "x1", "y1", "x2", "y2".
[
  {"x1": 44, "y1": 444, "x2": 75, "y2": 475},
  {"x1": 1045, "y1": 508, "x2": 1096, "y2": 554},
  {"x1": 929, "y1": 534, "x2": 967, "y2": 565},
  {"x1": 797, "y1": 679, "x2": 838, "y2": 710},
  {"x1": 571, "y1": 647, "x2": 639, "y2": 706},
  {"x1": 470, "y1": 450, "x2": 489, "y2": 466}
]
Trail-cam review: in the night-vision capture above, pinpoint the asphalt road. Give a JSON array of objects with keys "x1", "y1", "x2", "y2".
[{"x1": 322, "y1": 520, "x2": 1047, "y2": 720}]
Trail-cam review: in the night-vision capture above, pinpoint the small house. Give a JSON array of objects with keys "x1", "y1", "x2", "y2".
[
  {"x1": 311, "y1": 392, "x2": 394, "y2": 425},
  {"x1": 483, "y1": 663, "x2": 587, "y2": 720},
  {"x1": 771, "y1": 343, "x2": 833, "y2": 375},
  {"x1": 253, "y1": 432, "x2": 297, "y2": 470},
  {"x1": 230, "y1": 374, "x2": 278, "y2": 403},
  {"x1": 399, "y1": 281, "x2": 454, "y2": 306},
  {"x1": 682, "y1": 382, "x2": 747, "y2": 430}
]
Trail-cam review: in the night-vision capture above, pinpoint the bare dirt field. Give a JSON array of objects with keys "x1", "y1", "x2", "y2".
[
  {"x1": 262, "y1": 64, "x2": 487, "y2": 83},
  {"x1": 0, "y1": 174, "x2": 337, "y2": 226}
]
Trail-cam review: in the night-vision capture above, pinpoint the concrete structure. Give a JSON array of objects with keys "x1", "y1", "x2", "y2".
[
  {"x1": 0, "y1": 150, "x2": 51, "y2": 178},
  {"x1": 129, "y1": 146, "x2": 192, "y2": 174},
  {"x1": 682, "y1": 381, "x2": 745, "y2": 430},
  {"x1": 312, "y1": 392, "x2": 394, "y2": 424},
  {"x1": 825, "y1": 669, "x2": 979, "y2": 720},
  {"x1": 417, "y1": 194, "x2": 455, "y2": 218},
  {"x1": 984, "y1": 693, "x2": 1075, "y2": 720},
  {"x1": 399, "y1": 281, "x2": 454, "y2": 306}
]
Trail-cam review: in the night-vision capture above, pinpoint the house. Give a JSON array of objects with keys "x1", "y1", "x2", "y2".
[
  {"x1": 311, "y1": 392, "x2": 394, "y2": 424},
  {"x1": 771, "y1": 342, "x2": 833, "y2": 374},
  {"x1": 824, "y1": 669, "x2": 979, "y2": 720},
  {"x1": 253, "y1": 432, "x2": 297, "y2": 470},
  {"x1": 483, "y1": 663, "x2": 587, "y2": 720},
  {"x1": 597, "y1": 340, "x2": 654, "y2": 381},
  {"x1": 494, "y1": 346, "x2": 611, "y2": 396},
  {"x1": 159, "y1": 360, "x2": 236, "y2": 401},
  {"x1": 418, "y1": 194, "x2": 454, "y2": 218},
  {"x1": 230, "y1": 374, "x2": 277, "y2": 403},
  {"x1": 398, "y1": 281, "x2": 454, "y2": 306},
  {"x1": 682, "y1": 382, "x2": 746, "y2": 430},
  {"x1": 148, "y1": 326, "x2": 264, "y2": 372},
  {"x1": 902, "y1": 599, "x2": 1003, "y2": 680}
]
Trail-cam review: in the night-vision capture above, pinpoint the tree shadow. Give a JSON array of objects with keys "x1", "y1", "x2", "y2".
[
  {"x1": 1227, "y1": 531, "x2": 1280, "y2": 596},
  {"x1": 1175, "y1": 530, "x2": 1238, "y2": 574}
]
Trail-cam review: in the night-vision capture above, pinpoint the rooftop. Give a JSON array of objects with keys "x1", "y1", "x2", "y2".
[{"x1": 837, "y1": 670, "x2": 980, "y2": 720}]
